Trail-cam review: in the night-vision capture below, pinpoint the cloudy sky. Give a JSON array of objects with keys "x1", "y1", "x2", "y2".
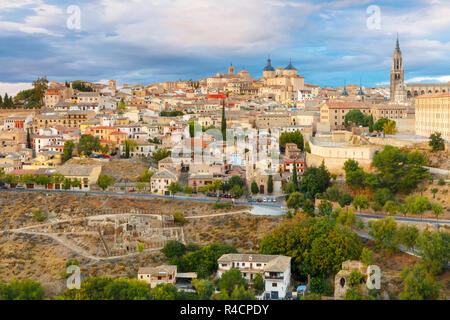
[{"x1": 1, "y1": 0, "x2": 450, "y2": 95}]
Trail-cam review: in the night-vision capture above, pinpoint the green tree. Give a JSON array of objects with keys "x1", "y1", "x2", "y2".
[
  {"x1": 338, "y1": 193, "x2": 353, "y2": 208},
  {"x1": 373, "y1": 118, "x2": 389, "y2": 134},
  {"x1": 415, "y1": 230, "x2": 450, "y2": 276},
  {"x1": 360, "y1": 248, "x2": 375, "y2": 265},
  {"x1": 0, "y1": 278, "x2": 45, "y2": 300},
  {"x1": 252, "y1": 273, "x2": 264, "y2": 295},
  {"x1": 218, "y1": 269, "x2": 246, "y2": 295},
  {"x1": 251, "y1": 181, "x2": 259, "y2": 194},
  {"x1": 168, "y1": 182, "x2": 182, "y2": 195},
  {"x1": 373, "y1": 188, "x2": 393, "y2": 207},
  {"x1": 318, "y1": 200, "x2": 333, "y2": 216},
  {"x1": 63, "y1": 140, "x2": 75, "y2": 162},
  {"x1": 405, "y1": 196, "x2": 431, "y2": 220},
  {"x1": 431, "y1": 203, "x2": 443, "y2": 222},
  {"x1": 431, "y1": 188, "x2": 438, "y2": 199},
  {"x1": 292, "y1": 161, "x2": 299, "y2": 191},
  {"x1": 97, "y1": 175, "x2": 115, "y2": 191},
  {"x1": 123, "y1": 139, "x2": 137, "y2": 158},
  {"x1": 368, "y1": 217, "x2": 398, "y2": 250},
  {"x1": 428, "y1": 132, "x2": 445, "y2": 152},
  {"x1": 279, "y1": 131, "x2": 304, "y2": 151},
  {"x1": 139, "y1": 169, "x2": 153, "y2": 183},
  {"x1": 152, "y1": 283, "x2": 178, "y2": 300},
  {"x1": 353, "y1": 195, "x2": 369, "y2": 212},
  {"x1": 162, "y1": 241, "x2": 187, "y2": 260},
  {"x1": 267, "y1": 175, "x2": 273, "y2": 194},
  {"x1": 230, "y1": 185, "x2": 244, "y2": 198},
  {"x1": 33, "y1": 209, "x2": 46, "y2": 222},
  {"x1": 230, "y1": 286, "x2": 255, "y2": 300},
  {"x1": 382, "y1": 120, "x2": 397, "y2": 136},
  {"x1": 281, "y1": 182, "x2": 296, "y2": 195},
  {"x1": 286, "y1": 192, "x2": 305, "y2": 211},
  {"x1": 399, "y1": 264, "x2": 441, "y2": 300},
  {"x1": 77, "y1": 135, "x2": 102, "y2": 156},
  {"x1": 221, "y1": 100, "x2": 227, "y2": 141},
  {"x1": 152, "y1": 148, "x2": 171, "y2": 162},
  {"x1": 191, "y1": 279, "x2": 215, "y2": 300},
  {"x1": 173, "y1": 211, "x2": 186, "y2": 225},
  {"x1": 397, "y1": 225, "x2": 419, "y2": 251},
  {"x1": 383, "y1": 200, "x2": 399, "y2": 216},
  {"x1": 344, "y1": 109, "x2": 366, "y2": 127},
  {"x1": 309, "y1": 277, "x2": 333, "y2": 296},
  {"x1": 184, "y1": 185, "x2": 194, "y2": 194},
  {"x1": 303, "y1": 198, "x2": 315, "y2": 217}
]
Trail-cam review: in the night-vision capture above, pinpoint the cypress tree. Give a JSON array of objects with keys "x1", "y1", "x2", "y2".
[
  {"x1": 267, "y1": 175, "x2": 273, "y2": 194},
  {"x1": 292, "y1": 160, "x2": 299, "y2": 191},
  {"x1": 221, "y1": 99, "x2": 227, "y2": 142}
]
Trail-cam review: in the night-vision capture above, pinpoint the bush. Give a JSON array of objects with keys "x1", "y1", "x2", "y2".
[
  {"x1": 368, "y1": 217, "x2": 398, "y2": 250},
  {"x1": 309, "y1": 277, "x2": 333, "y2": 296},
  {"x1": 173, "y1": 211, "x2": 186, "y2": 225},
  {"x1": 437, "y1": 178, "x2": 445, "y2": 186},
  {"x1": 213, "y1": 201, "x2": 232, "y2": 210},
  {"x1": 33, "y1": 209, "x2": 46, "y2": 222},
  {"x1": 360, "y1": 248, "x2": 375, "y2": 265}
]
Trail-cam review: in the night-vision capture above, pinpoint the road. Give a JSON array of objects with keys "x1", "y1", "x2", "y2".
[{"x1": 1, "y1": 188, "x2": 449, "y2": 225}]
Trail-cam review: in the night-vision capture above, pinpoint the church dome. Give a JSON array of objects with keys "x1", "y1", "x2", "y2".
[
  {"x1": 285, "y1": 58, "x2": 297, "y2": 70},
  {"x1": 263, "y1": 57, "x2": 275, "y2": 72}
]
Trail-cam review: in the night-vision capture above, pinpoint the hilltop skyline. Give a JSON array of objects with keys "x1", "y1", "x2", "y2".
[{"x1": 1, "y1": 0, "x2": 450, "y2": 95}]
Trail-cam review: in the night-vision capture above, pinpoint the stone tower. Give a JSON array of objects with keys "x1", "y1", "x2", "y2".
[
  {"x1": 228, "y1": 63, "x2": 235, "y2": 75},
  {"x1": 390, "y1": 35, "x2": 407, "y2": 102}
]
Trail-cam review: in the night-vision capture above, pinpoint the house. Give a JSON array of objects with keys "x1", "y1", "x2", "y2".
[
  {"x1": 217, "y1": 253, "x2": 291, "y2": 300},
  {"x1": 138, "y1": 265, "x2": 177, "y2": 288},
  {"x1": 151, "y1": 167, "x2": 179, "y2": 195},
  {"x1": 55, "y1": 164, "x2": 102, "y2": 190}
]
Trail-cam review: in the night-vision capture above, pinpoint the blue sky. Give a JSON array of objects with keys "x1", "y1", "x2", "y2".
[{"x1": 1, "y1": 0, "x2": 450, "y2": 95}]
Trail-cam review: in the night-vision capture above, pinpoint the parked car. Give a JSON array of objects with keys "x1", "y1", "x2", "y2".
[
  {"x1": 263, "y1": 197, "x2": 267, "y2": 202},
  {"x1": 257, "y1": 198, "x2": 262, "y2": 203},
  {"x1": 16, "y1": 185, "x2": 25, "y2": 189}
]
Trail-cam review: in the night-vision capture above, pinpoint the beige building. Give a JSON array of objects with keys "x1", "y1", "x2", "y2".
[
  {"x1": 55, "y1": 164, "x2": 102, "y2": 190},
  {"x1": 415, "y1": 93, "x2": 450, "y2": 140},
  {"x1": 320, "y1": 101, "x2": 372, "y2": 130},
  {"x1": 151, "y1": 167, "x2": 179, "y2": 195},
  {"x1": 138, "y1": 265, "x2": 177, "y2": 288}
]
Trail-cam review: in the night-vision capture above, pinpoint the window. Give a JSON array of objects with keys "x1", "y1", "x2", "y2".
[{"x1": 272, "y1": 283, "x2": 277, "y2": 287}]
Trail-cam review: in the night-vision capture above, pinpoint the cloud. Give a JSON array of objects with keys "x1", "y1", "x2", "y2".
[
  {"x1": 406, "y1": 75, "x2": 450, "y2": 83},
  {"x1": 0, "y1": 82, "x2": 32, "y2": 96}
]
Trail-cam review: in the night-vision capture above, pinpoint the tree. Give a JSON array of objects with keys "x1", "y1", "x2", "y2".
[
  {"x1": 117, "y1": 99, "x2": 126, "y2": 111},
  {"x1": 431, "y1": 203, "x2": 443, "y2": 222},
  {"x1": 251, "y1": 181, "x2": 259, "y2": 194},
  {"x1": 230, "y1": 185, "x2": 244, "y2": 198},
  {"x1": 279, "y1": 131, "x2": 304, "y2": 151},
  {"x1": 123, "y1": 139, "x2": 137, "y2": 158},
  {"x1": 230, "y1": 286, "x2": 255, "y2": 300},
  {"x1": 360, "y1": 248, "x2": 375, "y2": 266},
  {"x1": 373, "y1": 118, "x2": 389, "y2": 134},
  {"x1": 135, "y1": 182, "x2": 146, "y2": 191},
  {"x1": 373, "y1": 188, "x2": 393, "y2": 207},
  {"x1": 344, "y1": 159, "x2": 366, "y2": 190},
  {"x1": 35, "y1": 174, "x2": 50, "y2": 187},
  {"x1": 192, "y1": 279, "x2": 215, "y2": 300},
  {"x1": 267, "y1": 175, "x2": 273, "y2": 194},
  {"x1": 382, "y1": 120, "x2": 397, "y2": 136},
  {"x1": 152, "y1": 148, "x2": 171, "y2": 162},
  {"x1": 429, "y1": 132, "x2": 445, "y2": 152},
  {"x1": 31, "y1": 77, "x2": 48, "y2": 106},
  {"x1": 252, "y1": 273, "x2": 264, "y2": 295},
  {"x1": 431, "y1": 188, "x2": 438, "y2": 199},
  {"x1": 318, "y1": 200, "x2": 333, "y2": 216},
  {"x1": 97, "y1": 175, "x2": 115, "y2": 191},
  {"x1": 338, "y1": 193, "x2": 353, "y2": 208},
  {"x1": 397, "y1": 225, "x2": 419, "y2": 251},
  {"x1": 383, "y1": 200, "x2": 399, "y2": 216},
  {"x1": 168, "y1": 182, "x2": 182, "y2": 195},
  {"x1": 173, "y1": 211, "x2": 186, "y2": 225},
  {"x1": 218, "y1": 269, "x2": 246, "y2": 295},
  {"x1": 281, "y1": 182, "x2": 296, "y2": 195},
  {"x1": 162, "y1": 240, "x2": 187, "y2": 260},
  {"x1": 77, "y1": 135, "x2": 102, "y2": 156},
  {"x1": 292, "y1": 161, "x2": 299, "y2": 191},
  {"x1": 63, "y1": 140, "x2": 75, "y2": 162},
  {"x1": 152, "y1": 283, "x2": 178, "y2": 300},
  {"x1": 139, "y1": 169, "x2": 153, "y2": 183},
  {"x1": 415, "y1": 230, "x2": 450, "y2": 276},
  {"x1": 0, "y1": 279, "x2": 45, "y2": 300},
  {"x1": 184, "y1": 185, "x2": 194, "y2": 194},
  {"x1": 221, "y1": 100, "x2": 227, "y2": 141},
  {"x1": 399, "y1": 264, "x2": 441, "y2": 300},
  {"x1": 309, "y1": 277, "x2": 333, "y2": 296},
  {"x1": 303, "y1": 198, "x2": 315, "y2": 217},
  {"x1": 260, "y1": 216, "x2": 362, "y2": 279},
  {"x1": 286, "y1": 192, "x2": 305, "y2": 211},
  {"x1": 344, "y1": 109, "x2": 366, "y2": 127},
  {"x1": 368, "y1": 217, "x2": 398, "y2": 250},
  {"x1": 405, "y1": 196, "x2": 431, "y2": 220},
  {"x1": 26, "y1": 128, "x2": 31, "y2": 149},
  {"x1": 353, "y1": 195, "x2": 369, "y2": 212}
]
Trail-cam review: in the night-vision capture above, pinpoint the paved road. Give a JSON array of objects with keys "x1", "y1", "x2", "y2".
[{"x1": 1, "y1": 189, "x2": 449, "y2": 225}]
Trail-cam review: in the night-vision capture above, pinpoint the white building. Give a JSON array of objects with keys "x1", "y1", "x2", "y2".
[{"x1": 217, "y1": 253, "x2": 291, "y2": 300}]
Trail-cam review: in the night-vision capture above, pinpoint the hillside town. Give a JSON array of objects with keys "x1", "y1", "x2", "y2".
[{"x1": 0, "y1": 39, "x2": 449, "y2": 302}]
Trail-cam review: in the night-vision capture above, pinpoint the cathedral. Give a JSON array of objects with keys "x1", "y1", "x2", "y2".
[{"x1": 390, "y1": 36, "x2": 450, "y2": 102}]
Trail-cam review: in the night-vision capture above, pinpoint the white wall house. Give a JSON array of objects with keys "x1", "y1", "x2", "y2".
[{"x1": 217, "y1": 254, "x2": 291, "y2": 300}]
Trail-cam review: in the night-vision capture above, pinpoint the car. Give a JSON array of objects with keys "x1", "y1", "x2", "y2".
[
  {"x1": 0, "y1": 186, "x2": 8, "y2": 189},
  {"x1": 16, "y1": 185, "x2": 24, "y2": 189},
  {"x1": 128, "y1": 189, "x2": 136, "y2": 192},
  {"x1": 257, "y1": 198, "x2": 262, "y2": 203},
  {"x1": 263, "y1": 197, "x2": 267, "y2": 202}
]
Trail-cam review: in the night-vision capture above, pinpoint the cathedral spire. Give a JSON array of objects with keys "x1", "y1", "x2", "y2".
[{"x1": 395, "y1": 33, "x2": 400, "y2": 52}]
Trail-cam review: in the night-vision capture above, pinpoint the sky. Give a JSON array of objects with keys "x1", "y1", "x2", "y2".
[{"x1": 1, "y1": 0, "x2": 450, "y2": 95}]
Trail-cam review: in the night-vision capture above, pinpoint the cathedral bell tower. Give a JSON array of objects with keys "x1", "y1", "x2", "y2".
[{"x1": 390, "y1": 35, "x2": 406, "y2": 102}]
